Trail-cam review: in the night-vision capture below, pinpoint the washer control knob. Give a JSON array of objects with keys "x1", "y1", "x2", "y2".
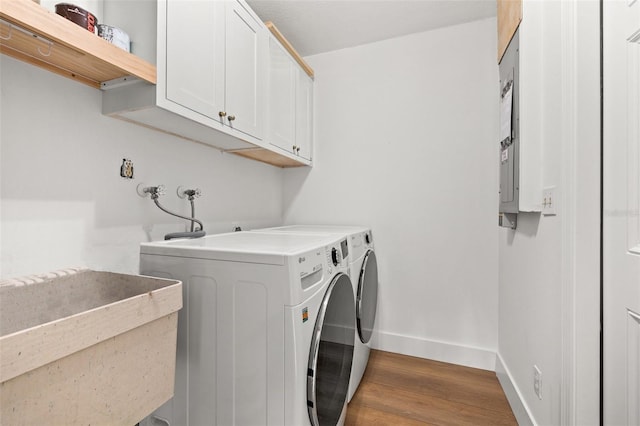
[
  {"x1": 365, "y1": 232, "x2": 371, "y2": 245},
  {"x1": 331, "y1": 247, "x2": 340, "y2": 266}
]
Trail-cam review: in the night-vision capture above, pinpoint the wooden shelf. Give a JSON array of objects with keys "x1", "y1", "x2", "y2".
[
  {"x1": 0, "y1": 0, "x2": 156, "y2": 89},
  {"x1": 265, "y1": 21, "x2": 314, "y2": 79},
  {"x1": 497, "y1": 0, "x2": 522, "y2": 63},
  {"x1": 231, "y1": 147, "x2": 309, "y2": 168}
]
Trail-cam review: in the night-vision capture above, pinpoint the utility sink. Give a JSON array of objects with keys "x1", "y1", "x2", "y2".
[{"x1": 0, "y1": 269, "x2": 182, "y2": 425}]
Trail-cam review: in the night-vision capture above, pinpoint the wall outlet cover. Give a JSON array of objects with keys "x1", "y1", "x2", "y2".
[
  {"x1": 533, "y1": 365, "x2": 543, "y2": 400},
  {"x1": 542, "y1": 186, "x2": 557, "y2": 216},
  {"x1": 120, "y1": 158, "x2": 134, "y2": 179}
]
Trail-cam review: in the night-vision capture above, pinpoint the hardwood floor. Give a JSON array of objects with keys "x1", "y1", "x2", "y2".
[{"x1": 346, "y1": 350, "x2": 517, "y2": 426}]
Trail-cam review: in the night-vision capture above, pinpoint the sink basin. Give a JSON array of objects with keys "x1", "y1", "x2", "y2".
[{"x1": 0, "y1": 268, "x2": 182, "y2": 425}]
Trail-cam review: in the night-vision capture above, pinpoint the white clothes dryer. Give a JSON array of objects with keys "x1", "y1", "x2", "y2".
[
  {"x1": 139, "y1": 232, "x2": 355, "y2": 426},
  {"x1": 254, "y1": 225, "x2": 379, "y2": 402}
]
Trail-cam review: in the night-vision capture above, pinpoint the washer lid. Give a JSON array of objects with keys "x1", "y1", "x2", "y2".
[
  {"x1": 257, "y1": 224, "x2": 368, "y2": 236},
  {"x1": 357, "y1": 250, "x2": 378, "y2": 344},
  {"x1": 140, "y1": 231, "x2": 339, "y2": 265}
]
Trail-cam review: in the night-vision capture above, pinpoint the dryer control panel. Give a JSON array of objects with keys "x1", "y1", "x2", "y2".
[
  {"x1": 364, "y1": 231, "x2": 373, "y2": 246},
  {"x1": 350, "y1": 231, "x2": 374, "y2": 262},
  {"x1": 326, "y1": 239, "x2": 348, "y2": 269}
]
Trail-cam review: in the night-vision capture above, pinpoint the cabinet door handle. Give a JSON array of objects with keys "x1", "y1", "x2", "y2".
[
  {"x1": 219, "y1": 111, "x2": 227, "y2": 118},
  {"x1": 228, "y1": 115, "x2": 236, "y2": 122}
]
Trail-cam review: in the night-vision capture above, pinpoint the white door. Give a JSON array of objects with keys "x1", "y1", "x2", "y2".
[
  {"x1": 268, "y1": 37, "x2": 296, "y2": 152},
  {"x1": 295, "y1": 69, "x2": 313, "y2": 161},
  {"x1": 224, "y1": 1, "x2": 266, "y2": 139},
  {"x1": 165, "y1": 0, "x2": 225, "y2": 121},
  {"x1": 603, "y1": 1, "x2": 640, "y2": 424}
]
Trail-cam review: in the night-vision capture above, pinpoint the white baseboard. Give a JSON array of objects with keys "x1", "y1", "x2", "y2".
[
  {"x1": 495, "y1": 353, "x2": 536, "y2": 426},
  {"x1": 370, "y1": 330, "x2": 497, "y2": 371}
]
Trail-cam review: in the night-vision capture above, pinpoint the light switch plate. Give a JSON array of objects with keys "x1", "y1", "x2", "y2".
[{"x1": 542, "y1": 186, "x2": 557, "y2": 216}]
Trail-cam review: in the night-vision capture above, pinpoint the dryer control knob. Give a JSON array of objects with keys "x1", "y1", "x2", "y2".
[
  {"x1": 331, "y1": 247, "x2": 340, "y2": 266},
  {"x1": 365, "y1": 233, "x2": 371, "y2": 245}
]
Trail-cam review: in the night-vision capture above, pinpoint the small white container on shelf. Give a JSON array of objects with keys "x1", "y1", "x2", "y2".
[{"x1": 98, "y1": 23, "x2": 130, "y2": 52}]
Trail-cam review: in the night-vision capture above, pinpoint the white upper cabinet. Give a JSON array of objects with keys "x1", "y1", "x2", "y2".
[
  {"x1": 268, "y1": 38, "x2": 297, "y2": 152},
  {"x1": 165, "y1": 0, "x2": 225, "y2": 122},
  {"x1": 295, "y1": 69, "x2": 313, "y2": 161},
  {"x1": 224, "y1": 1, "x2": 267, "y2": 139},
  {"x1": 163, "y1": 0, "x2": 265, "y2": 140},
  {"x1": 101, "y1": 0, "x2": 310, "y2": 167},
  {"x1": 267, "y1": 30, "x2": 314, "y2": 162}
]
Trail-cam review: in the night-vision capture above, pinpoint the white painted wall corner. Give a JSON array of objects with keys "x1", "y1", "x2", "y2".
[
  {"x1": 371, "y1": 330, "x2": 496, "y2": 371},
  {"x1": 496, "y1": 352, "x2": 536, "y2": 426}
]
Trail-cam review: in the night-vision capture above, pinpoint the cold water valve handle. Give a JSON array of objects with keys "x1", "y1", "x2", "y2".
[
  {"x1": 146, "y1": 185, "x2": 165, "y2": 199},
  {"x1": 150, "y1": 185, "x2": 166, "y2": 199},
  {"x1": 177, "y1": 186, "x2": 201, "y2": 200},
  {"x1": 186, "y1": 188, "x2": 202, "y2": 199}
]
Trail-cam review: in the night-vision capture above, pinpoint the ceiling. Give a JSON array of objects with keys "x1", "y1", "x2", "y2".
[{"x1": 246, "y1": 0, "x2": 497, "y2": 57}]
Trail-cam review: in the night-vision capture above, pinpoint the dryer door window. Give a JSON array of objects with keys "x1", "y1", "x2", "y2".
[
  {"x1": 307, "y1": 273, "x2": 355, "y2": 426},
  {"x1": 357, "y1": 250, "x2": 378, "y2": 344}
]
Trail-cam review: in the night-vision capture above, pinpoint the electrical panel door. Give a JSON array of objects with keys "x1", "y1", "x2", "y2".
[{"x1": 498, "y1": 29, "x2": 520, "y2": 228}]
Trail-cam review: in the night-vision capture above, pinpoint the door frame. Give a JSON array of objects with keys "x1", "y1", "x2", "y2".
[{"x1": 559, "y1": 0, "x2": 602, "y2": 424}]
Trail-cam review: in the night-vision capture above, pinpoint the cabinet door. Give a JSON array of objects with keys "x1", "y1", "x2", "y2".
[
  {"x1": 268, "y1": 38, "x2": 296, "y2": 153},
  {"x1": 295, "y1": 69, "x2": 313, "y2": 161},
  {"x1": 165, "y1": 0, "x2": 225, "y2": 121},
  {"x1": 225, "y1": 1, "x2": 266, "y2": 139}
]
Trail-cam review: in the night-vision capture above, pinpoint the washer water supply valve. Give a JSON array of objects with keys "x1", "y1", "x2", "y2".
[
  {"x1": 177, "y1": 186, "x2": 202, "y2": 200},
  {"x1": 138, "y1": 184, "x2": 165, "y2": 199},
  {"x1": 137, "y1": 184, "x2": 206, "y2": 240}
]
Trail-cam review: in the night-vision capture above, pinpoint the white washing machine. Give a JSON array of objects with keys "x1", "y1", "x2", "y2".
[
  {"x1": 254, "y1": 225, "x2": 379, "y2": 402},
  {"x1": 139, "y1": 232, "x2": 355, "y2": 426}
]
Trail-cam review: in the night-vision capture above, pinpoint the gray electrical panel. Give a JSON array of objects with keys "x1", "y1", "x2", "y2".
[{"x1": 498, "y1": 29, "x2": 520, "y2": 229}]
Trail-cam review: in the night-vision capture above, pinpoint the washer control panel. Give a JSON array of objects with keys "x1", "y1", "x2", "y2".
[
  {"x1": 298, "y1": 248, "x2": 325, "y2": 290},
  {"x1": 298, "y1": 249, "x2": 323, "y2": 277},
  {"x1": 331, "y1": 247, "x2": 340, "y2": 266}
]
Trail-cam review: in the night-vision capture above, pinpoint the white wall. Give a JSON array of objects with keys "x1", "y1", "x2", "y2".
[
  {"x1": 0, "y1": 8, "x2": 603, "y2": 424},
  {"x1": 496, "y1": 1, "x2": 601, "y2": 425},
  {"x1": 497, "y1": 4, "x2": 563, "y2": 425},
  {"x1": 0, "y1": 56, "x2": 283, "y2": 278},
  {"x1": 282, "y1": 18, "x2": 500, "y2": 369},
  {"x1": 498, "y1": 211, "x2": 563, "y2": 426}
]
